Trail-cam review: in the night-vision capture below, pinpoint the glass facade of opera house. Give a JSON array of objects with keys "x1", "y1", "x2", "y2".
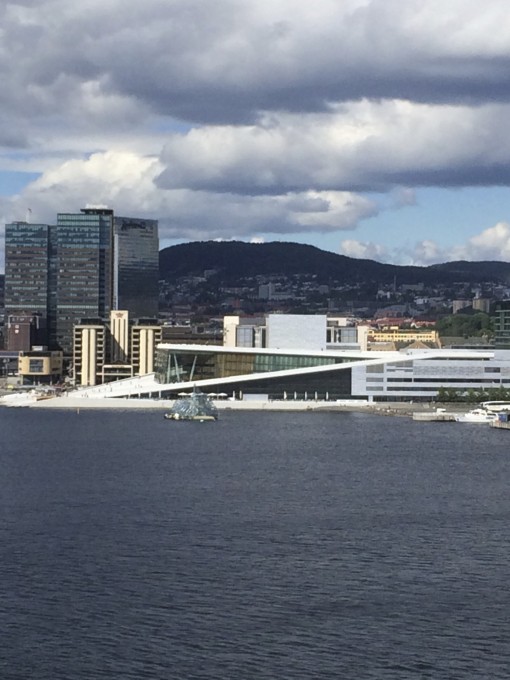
[
  {"x1": 154, "y1": 345, "x2": 510, "y2": 401},
  {"x1": 154, "y1": 346, "x2": 357, "y2": 399}
]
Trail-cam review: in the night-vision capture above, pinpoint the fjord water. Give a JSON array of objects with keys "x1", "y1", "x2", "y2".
[{"x1": 1, "y1": 409, "x2": 509, "y2": 679}]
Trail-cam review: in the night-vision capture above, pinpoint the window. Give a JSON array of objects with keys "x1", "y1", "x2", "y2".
[{"x1": 29, "y1": 359, "x2": 44, "y2": 373}]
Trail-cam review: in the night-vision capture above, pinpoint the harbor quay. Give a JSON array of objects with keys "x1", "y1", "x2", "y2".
[
  {"x1": 4, "y1": 392, "x2": 510, "y2": 429},
  {"x1": 1, "y1": 393, "x2": 469, "y2": 417}
]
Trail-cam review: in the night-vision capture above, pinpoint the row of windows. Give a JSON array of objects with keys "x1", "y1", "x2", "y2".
[
  {"x1": 368, "y1": 381, "x2": 510, "y2": 392},
  {"x1": 155, "y1": 351, "x2": 354, "y2": 384},
  {"x1": 385, "y1": 377, "x2": 510, "y2": 384},
  {"x1": 386, "y1": 386, "x2": 437, "y2": 392}
]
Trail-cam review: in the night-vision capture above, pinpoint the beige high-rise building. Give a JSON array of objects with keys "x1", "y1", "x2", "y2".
[
  {"x1": 131, "y1": 323, "x2": 162, "y2": 375},
  {"x1": 73, "y1": 323, "x2": 106, "y2": 386},
  {"x1": 110, "y1": 310, "x2": 130, "y2": 363},
  {"x1": 73, "y1": 312, "x2": 161, "y2": 386}
]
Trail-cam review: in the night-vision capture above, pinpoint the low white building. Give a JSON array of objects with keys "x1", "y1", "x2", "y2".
[{"x1": 352, "y1": 349, "x2": 510, "y2": 399}]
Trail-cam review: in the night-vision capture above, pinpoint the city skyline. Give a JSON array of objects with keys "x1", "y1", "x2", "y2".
[
  {"x1": 2, "y1": 1, "x2": 510, "y2": 267},
  {"x1": 4, "y1": 208, "x2": 159, "y2": 353}
]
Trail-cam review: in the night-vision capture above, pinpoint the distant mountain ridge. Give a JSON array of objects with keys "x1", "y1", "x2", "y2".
[{"x1": 159, "y1": 241, "x2": 510, "y2": 286}]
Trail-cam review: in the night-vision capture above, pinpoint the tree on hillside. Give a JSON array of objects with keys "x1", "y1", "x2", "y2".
[{"x1": 436, "y1": 312, "x2": 493, "y2": 338}]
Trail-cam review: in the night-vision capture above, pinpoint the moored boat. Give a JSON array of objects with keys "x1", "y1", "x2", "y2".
[{"x1": 455, "y1": 408, "x2": 498, "y2": 424}]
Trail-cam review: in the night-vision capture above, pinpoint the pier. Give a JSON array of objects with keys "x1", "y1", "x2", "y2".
[
  {"x1": 412, "y1": 411, "x2": 457, "y2": 422},
  {"x1": 491, "y1": 420, "x2": 510, "y2": 430}
]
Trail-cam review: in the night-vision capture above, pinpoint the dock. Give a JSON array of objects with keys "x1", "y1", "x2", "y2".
[
  {"x1": 491, "y1": 420, "x2": 510, "y2": 430},
  {"x1": 412, "y1": 411, "x2": 457, "y2": 422}
]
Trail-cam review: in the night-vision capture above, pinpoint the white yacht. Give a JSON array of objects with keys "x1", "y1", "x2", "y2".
[{"x1": 455, "y1": 408, "x2": 498, "y2": 424}]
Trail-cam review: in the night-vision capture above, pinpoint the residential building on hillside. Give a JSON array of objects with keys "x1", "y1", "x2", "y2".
[
  {"x1": 366, "y1": 328, "x2": 439, "y2": 346},
  {"x1": 472, "y1": 297, "x2": 491, "y2": 313},
  {"x1": 452, "y1": 299, "x2": 472, "y2": 314},
  {"x1": 493, "y1": 301, "x2": 510, "y2": 349}
]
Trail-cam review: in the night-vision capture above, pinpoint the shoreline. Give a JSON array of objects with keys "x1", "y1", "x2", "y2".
[{"x1": 0, "y1": 394, "x2": 470, "y2": 418}]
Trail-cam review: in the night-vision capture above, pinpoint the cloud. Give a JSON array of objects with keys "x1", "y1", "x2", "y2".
[
  {"x1": 4, "y1": 0, "x2": 510, "y2": 127},
  {"x1": 156, "y1": 101, "x2": 510, "y2": 195},
  {"x1": 340, "y1": 222, "x2": 510, "y2": 265},
  {"x1": 455, "y1": 221, "x2": 510, "y2": 260},
  {"x1": 0, "y1": 151, "x2": 378, "y2": 242},
  {"x1": 2, "y1": 0, "x2": 510, "y2": 253},
  {"x1": 339, "y1": 239, "x2": 388, "y2": 261}
]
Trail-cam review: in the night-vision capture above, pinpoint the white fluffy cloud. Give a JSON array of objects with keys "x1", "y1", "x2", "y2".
[
  {"x1": 339, "y1": 239, "x2": 388, "y2": 261},
  {"x1": 156, "y1": 101, "x2": 510, "y2": 195},
  {"x1": 0, "y1": 151, "x2": 378, "y2": 242},
  {"x1": 340, "y1": 222, "x2": 510, "y2": 265},
  {"x1": 455, "y1": 222, "x2": 510, "y2": 261}
]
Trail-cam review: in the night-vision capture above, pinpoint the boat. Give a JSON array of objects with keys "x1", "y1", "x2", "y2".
[
  {"x1": 454, "y1": 408, "x2": 498, "y2": 424},
  {"x1": 480, "y1": 401, "x2": 510, "y2": 413},
  {"x1": 164, "y1": 387, "x2": 218, "y2": 422}
]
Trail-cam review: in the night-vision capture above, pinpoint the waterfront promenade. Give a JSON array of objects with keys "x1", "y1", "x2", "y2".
[{"x1": 0, "y1": 392, "x2": 468, "y2": 418}]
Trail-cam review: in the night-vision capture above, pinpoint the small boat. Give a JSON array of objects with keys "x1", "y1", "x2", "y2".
[
  {"x1": 164, "y1": 387, "x2": 218, "y2": 422},
  {"x1": 455, "y1": 408, "x2": 498, "y2": 424},
  {"x1": 164, "y1": 413, "x2": 216, "y2": 422}
]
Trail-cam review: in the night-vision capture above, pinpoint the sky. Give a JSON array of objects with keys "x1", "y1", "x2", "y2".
[{"x1": 2, "y1": 0, "x2": 510, "y2": 269}]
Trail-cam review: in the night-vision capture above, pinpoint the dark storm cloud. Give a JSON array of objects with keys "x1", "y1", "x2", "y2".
[{"x1": 3, "y1": 0, "x2": 510, "y2": 126}]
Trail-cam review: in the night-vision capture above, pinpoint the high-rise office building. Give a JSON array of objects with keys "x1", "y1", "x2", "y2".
[
  {"x1": 5, "y1": 222, "x2": 50, "y2": 318},
  {"x1": 114, "y1": 217, "x2": 159, "y2": 319},
  {"x1": 49, "y1": 208, "x2": 114, "y2": 352},
  {"x1": 4, "y1": 208, "x2": 159, "y2": 355},
  {"x1": 4, "y1": 222, "x2": 50, "y2": 351}
]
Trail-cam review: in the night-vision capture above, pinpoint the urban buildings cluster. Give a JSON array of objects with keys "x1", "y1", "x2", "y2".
[
  {"x1": 2, "y1": 205, "x2": 510, "y2": 402},
  {"x1": 3, "y1": 207, "x2": 160, "y2": 385}
]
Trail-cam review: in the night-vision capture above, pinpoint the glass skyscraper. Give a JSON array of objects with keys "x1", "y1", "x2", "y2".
[
  {"x1": 4, "y1": 208, "x2": 159, "y2": 354},
  {"x1": 51, "y1": 208, "x2": 114, "y2": 352},
  {"x1": 5, "y1": 222, "x2": 50, "y2": 317},
  {"x1": 113, "y1": 216, "x2": 159, "y2": 319}
]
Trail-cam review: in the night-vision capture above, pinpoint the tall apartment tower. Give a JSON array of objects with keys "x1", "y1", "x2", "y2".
[{"x1": 4, "y1": 208, "x2": 159, "y2": 354}]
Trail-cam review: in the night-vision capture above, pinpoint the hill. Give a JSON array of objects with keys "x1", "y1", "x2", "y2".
[{"x1": 159, "y1": 241, "x2": 510, "y2": 286}]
